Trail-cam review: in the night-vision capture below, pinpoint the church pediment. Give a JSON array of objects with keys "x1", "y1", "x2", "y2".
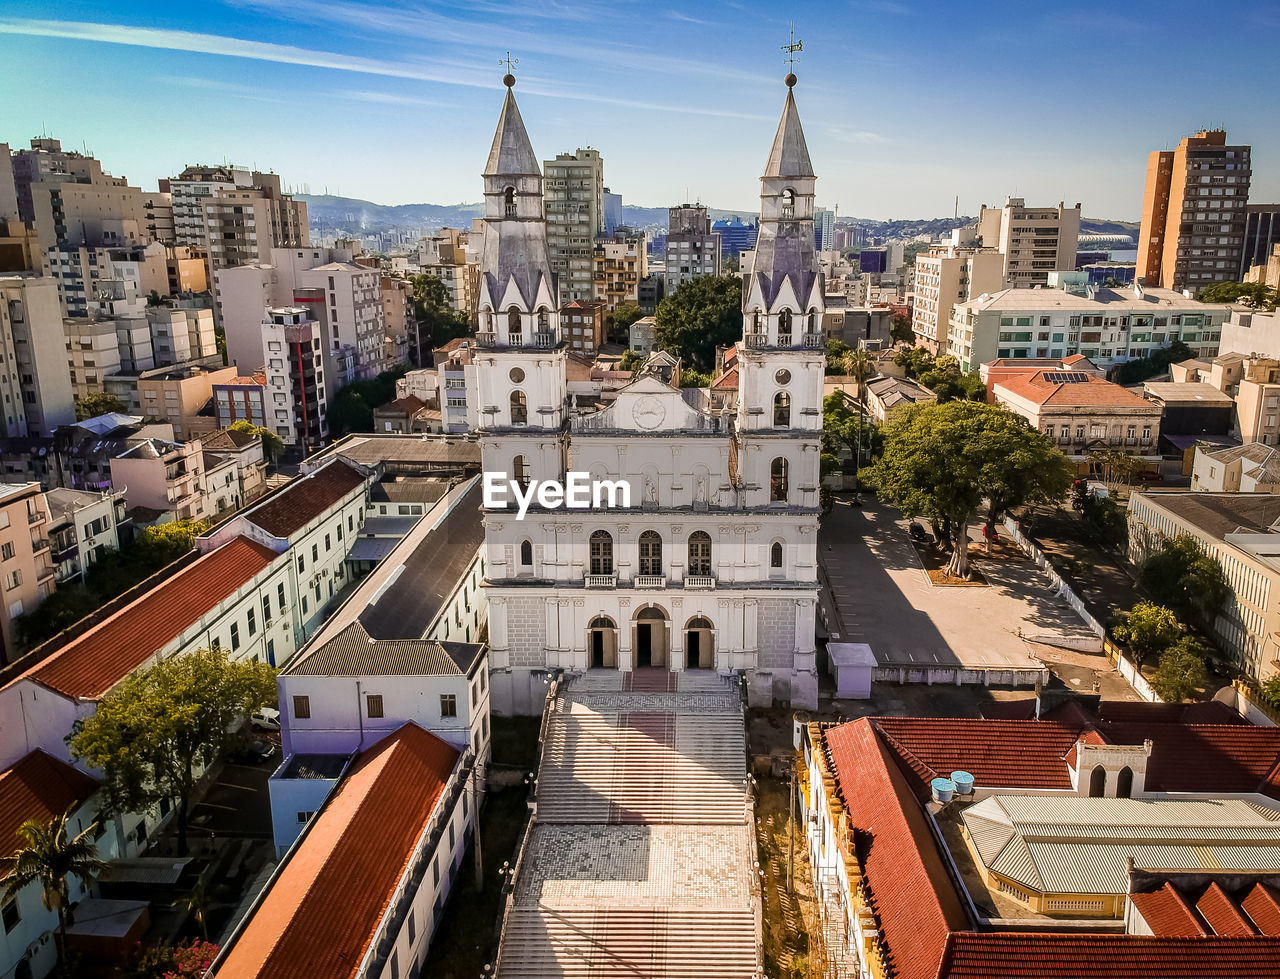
[{"x1": 575, "y1": 375, "x2": 709, "y2": 434}]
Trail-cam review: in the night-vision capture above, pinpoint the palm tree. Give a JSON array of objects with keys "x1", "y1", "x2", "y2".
[
  {"x1": 842, "y1": 347, "x2": 876, "y2": 407},
  {"x1": 2, "y1": 807, "x2": 107, "y2": 974},
  {"x1": 182, "y1": 880, "x2": 214, "y2": 941}
]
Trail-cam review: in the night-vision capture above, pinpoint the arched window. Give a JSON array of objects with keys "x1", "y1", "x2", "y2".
[
  {"x1": 537, "y1": 307, "x2": 549, "y2": 330},
  {"x1": 589, "y1": 530, "x2": 613, "y2": 575},
  {"x1": 507, "y1": 306, "x2": 522, "y2": 342},
  {"x1": 510, "y1": 390, "x2": 528, "y2": 426},
  {"x1": 771, "y1": 541, "x2": 784, "y2": 568},
  {"x1": 512, "y1": 454, "x2": 528, "y2": 488},
  {"x1": 479, "y1": 305, "x2": 492, "y2": 332},
  {"x1": 778, "y1": 309, "x2": 793, "y2": 345},
  {"x1": 774, "y1": 392, "x2": 791, "y2": 427},
  {"x1": 639, "y1": 530, "x2": 663, "y2": 576},
  {"x1": 1116, "y1": 766, "x2": 1133, "y2": 799},
  {"x1": 1088, "y1": 765, "x2": 1106, "y2": 798},
  {"x1": 781, "y1": 188, "x2": 795, "y2": 219},
  {"x1": 519, "y1": 539, "x2": 533, "y2": 566},
  {"x1": 504, "y1": 186, "x2": 516, "y2": 217},
  {"x1": 807, "y1": 307, "x2": 816, "y2": 332},
  {"x1": 752, "y1": 309, "x2": 762, "y2": 332},
  {"x1": 770, "y1": 457, "x2": 789, "y2": 503},
  {"x1": 687, "y1": 531, "x2": 712, "y2": 576}
]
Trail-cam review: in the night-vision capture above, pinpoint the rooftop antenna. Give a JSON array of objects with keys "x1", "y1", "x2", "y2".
[
  {"x1": 782, "y1": 23, "x2": 803, "y2": 86},
  {"x1": 499, "y1": 51, "x2": 519, "y2": 87}
]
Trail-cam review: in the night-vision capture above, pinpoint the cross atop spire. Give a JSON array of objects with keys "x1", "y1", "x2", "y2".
[
  {"x1": 499, "y1": 51, "x2": 519, "y2": 87},
  {"x1": 781, "y1": 24, "x2": 803, "y2": 87}
]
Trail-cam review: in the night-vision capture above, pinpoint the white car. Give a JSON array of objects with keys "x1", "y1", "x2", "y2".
[{"x1": 250, "y1": 707, "x2": 281, "y2": 732}]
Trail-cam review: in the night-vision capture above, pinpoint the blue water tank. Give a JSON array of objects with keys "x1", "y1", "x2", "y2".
[
  {"x1": 931, "y1": 777, "x2": 956, "y2": 803},
  {"x1": 951, "y1": 770, "x2": 975, "y2": 795}
]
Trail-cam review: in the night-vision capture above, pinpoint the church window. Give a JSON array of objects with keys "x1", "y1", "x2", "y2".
[
  {"x1": 589, "y1": 530, "x2": 613, "y2": 575},
  {"x1": 771, "y1": 541, "x2": 784, "y2": 568},
  {"x1": 781, "y1": 188, "x2": 795, "y2": 219},
  {"x1": 519, "y1": 539, "x2": 533, "y2": 566},
  {"x1": 510, "y1": 390, "x2": 528, "y2": 426},
  {"x1": 807, "y1": 307, "x2": 816, "y2": 332},
  {"x1": 509, "y1": 367, "x2": 525, "y2": 383},
  {"x1": 512, "y1": 454, "x2": 529, "y2": 488},
  {"x1": 770, "y1": 458, "x2": 789, "y2": 503},
  {"x1": 507, "y1": 307, "x2": 523, "y2": 342},
  {"x1": 639, "y1": 531, "x2": 663, "y2": 576},
  {"x1": 537, "y1": 307, "x2": 549, "y2": 330},
  {"x1": 688, "y1": 531, "x2": 712, "y2": 576},
  {"x1": 778, "y1": 309, "x2": 793, "y2": 342},
  {"x1": 1116, "y1": 766, "x2": 1133, "y2": 798},
  {"x1": 504, "y1": 186, "x2": 516, "y2": 217},
  {"x1": 774, "y1": 392, "x2": 791, "y2": 427},
  {"x1": 1088, "y1": 765, "x2": 1106, "y2": 797},
  {"x1": 752, "y1": 309, "x2": 762, "y2": 333}
]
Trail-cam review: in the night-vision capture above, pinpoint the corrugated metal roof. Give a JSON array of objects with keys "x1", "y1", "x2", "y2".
[{"x1": 991, "y1": 836, "x2": 1041, "y2": 890}]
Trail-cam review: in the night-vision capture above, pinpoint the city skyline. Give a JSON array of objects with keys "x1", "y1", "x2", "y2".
[{"x1": 1, "y1": 1, "x2": 1278, "y2": 221}]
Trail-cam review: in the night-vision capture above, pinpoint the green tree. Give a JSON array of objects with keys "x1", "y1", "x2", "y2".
[
  {"x1": 892, "y1": 346, "x2": 935, "y2": 379},
  {"x1": 1111, "y1": 601, "x2": 1182, "y2": 666},
  {"x1": 1152, "y1": 636, "x2": 1208, "y2": 702},
  {"x1": 1089, "y1": 448, "x2": 1143, "y2": 492},
  {"x1": 2, "y1": 807, "x2": 107, "y2": 973},
  {"x1": 821, "y1": 391, "x2": 866, "y2": 476},
  {"x1": 825, "y1": 337, "x2": 851, "y2": 375},
  {"x1": 69, "y1": 648, "x2": 277, "y2": 856},
  {"x1": 146, "y1": 289, "x2": 165, "y2": 308},
  {"x1": 411, "y1": 273, "x2": 470, "y2": 354},
  {"x1": 74, "y1": 391, "x2": 128, "y2": 421},
  {"x1": 611, "y1": 301, "x2": 645, "y2": 334},
  {"x1": 864, "y1": 400, "x2": 1073, "y2": 578},
  {"x1": 1198, "y1": 281, "x2": 1278, "y2": 310},
  {"x1": 618, "y1": 349, "x2": 645, "y2": 372},
  {"x1": 679, "y1": 368, "x2": 711, "y2": 388},
  {"x1": 228, "y1": 420, "x2": 285, "y2": 463},
  {"x1": 842, "y1": 347, "x2": 876, "y2": 404},
  {"x1": 1114, "y1": 340, "x2": 1194, "y2": 384},
  {"x1": 889, "y1": 313, "x2": 915, "y2": 345},
  {"x1": 328, "y1": 367, "x2": 409, "y2": 437},
  {"x1": 1137, "y1": 535, "x2": 1230, "y2": 630},
  {"x1": 653, "y1": 276, "x2": 743, "y2": 371}
]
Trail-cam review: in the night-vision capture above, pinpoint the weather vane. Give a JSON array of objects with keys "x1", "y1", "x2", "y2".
[
  {"x1": 500, "y1": 51, "x2": 519, "y2": 87},
  {"x1": 782, "y1": 24, "x2": 802, "y2": 86}
]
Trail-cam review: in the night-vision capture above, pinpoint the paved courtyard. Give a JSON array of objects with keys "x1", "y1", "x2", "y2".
[{"x1": 819, "y1": 497, "x2": 1097, "y2": 671}]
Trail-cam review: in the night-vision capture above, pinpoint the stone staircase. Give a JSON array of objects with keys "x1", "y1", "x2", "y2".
[{"x1": 496, "y1": 671, "x2": 761, "y2": 978}]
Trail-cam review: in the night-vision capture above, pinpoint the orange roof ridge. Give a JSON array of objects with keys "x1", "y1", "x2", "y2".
[
  {"x1": 1197, "y1": 881, "x2": 1258, "y2": 937},
  {"x1": 1241, "y1": 882, "x2": 1280, "y2": 936},
  {"x1": 0, "y1": 750, "x2": 100, "y2": 854},
  {"x1": 17, "y1": 536, "x2": 278, "y2": 701},
  {"x1": 1130, "y1": 883, "x2": 1207, "y2": 937}
]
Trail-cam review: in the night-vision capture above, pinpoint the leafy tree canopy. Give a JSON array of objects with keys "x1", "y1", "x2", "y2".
[
  {"x1": 1111, "y1": 601, "x2": 1182, "y2": 665},
  {"x1": 679, "y1": 368, "x2": 711, "y2": 388},
  {"x1": 228, "y1": 420, "x2": 285, "y2": 462},
  {"x1": 618, "y1": 349, "x2": 645, "y2": 372},
  {"x1": 1152, "y1": 636, "x2": 1208, "y2": 702},
  {"x1": 1113, "y1": 340, "x2": 1194, "y2": 384},
  {"x1": 1198, "y1": 281, "x2": 1278, "y2": 310},
  {"x1": 328, "y1": 366, "x2": 409, "y2": 436},
  {"x1": 611, "y1": 301, "x2": 645, "y2": 332},
  {"x1": 411, "y1": 273, "x2": 470, "y2": 352},
  {"x1": 890, "y1": 313, "x2": 915, "y2": 346},
  {"x1": 75, "y1": 391, "x2": 128, "y2": 421},
  {"x1": 653, "y1": 275, "x2": 743, "y2": 371},
  {"x1": 1137, "y1": 534, "x2": 1230, "y2": 629},
  {"x1": 892, "y1": 346, "x2": 935, "y2": 379},
  {"x1": 825, "y1": 337, "x2": 851, "y2": 375},
  {"x1": 864, "y1": 400, "x2": 1073, "y2": 577},
  {"x1": 70, "y1": 647, "x2": 277, "y2": 856}
]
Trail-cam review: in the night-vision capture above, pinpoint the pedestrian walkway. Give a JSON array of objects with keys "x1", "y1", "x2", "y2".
[{"x1": 495, "y1": 670, "x2": 761, "y2": 978}]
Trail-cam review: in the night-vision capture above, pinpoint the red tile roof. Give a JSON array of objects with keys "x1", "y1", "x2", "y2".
[
  {"x1": 0, "y1": 751, "x2": 99, "y2": 859},
  {"x1": 17, "y1": 536, "x2": 277, "y2": 700},
  {"x1": 871, "y1": 717, "x2": 1081, "y2": 791},
  {"x1": 1199, "y1": 882, "x2": 1258, "y2": 937},
  {"x1": 1131, "y1": 883, "x2": 1207, "y2": 936},
  {"x1": 216, "y1": 723, "x2": 460, "y2": 979},
  {"x1": 376, "y1": 396, "x2": 428, "y2": 415},
  {"x1": 711, "y1": 365, "x2": 739, "y2": 390},
  {"x1": 1099, "y1": 722, "x2": 1280, "y2": 798},
  {"x1": 940, "y1": 933, "x2": 1280, "y2": 978},
  {"x1": 823, "y1": 719, "x2": 970, "y2": 979},
  {"x1": 995, "y1": 370, "x2": 1155, "y2": 408},
  {"x1": 247, "y1": 460, "x2": 366, "y2": 538},
  {"x1": 1243, "y1": 883, "x2": 1280, "y2": 936}
]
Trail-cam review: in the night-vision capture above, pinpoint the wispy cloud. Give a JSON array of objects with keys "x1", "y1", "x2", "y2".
[
  {"x1": 827, "y1": 125, "x2": 890, "y2": 145},
  {"x1": 852, "y1": 0, "x2": 911, "y2": 14},
  {"x1": 0, "y1": 18, "x2": 768, "y2": 121},
  {"x1": 667, "y1": 11, "x2": 717, "y2": 26}
]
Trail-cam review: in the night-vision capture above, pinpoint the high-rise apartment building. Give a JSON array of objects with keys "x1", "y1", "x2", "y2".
[
  {"x1": 1136, "y1": 130, "x2": 1252, "y2": 293},
  {"x1": 143, "y1": 191, "x2": 175, "y2": 243},
  {"x1": 261, "y1": 306, "x2": 328, "y2": 450},
  {"x1": 665, "y1": 204, "x2": 721, "y2": 293},
  {"x1": 976, "y1": 197, "x2": 1081, "y2": 288},
  {"x1": 711, "y1": 217, "x2": 759, "y2": 256},
  {"x1": 0, "y1": 144, "x2": 19, "y2": 222},
  {"x1": 603, "y1": 187, "x2": 623, "y2": 235},
  {"x1": 814, "y1": 206, "x2": 835, "y2": 252},
  {"x1": 911, "y1": 227, "x2": 1005, "y2": 354},
  {"x1": 0, "y1": 275, "x2": 76, "y2": 437},
  {"x1": 1242, "y1": 204, "x2": 1280, "y2": 279},
  {"x1": 591, "y1": 232, "x2": 647, "y2": 312},
  {"x1": 544, "y1": 148, "x2": 604, "y2": 303}
]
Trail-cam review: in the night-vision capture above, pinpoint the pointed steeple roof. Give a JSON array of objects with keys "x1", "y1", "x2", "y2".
[
  {"x1": 485, "y1": 87, "x2": 540, "y2": 177},
  {"x1": 763, "y1": 87, "x2": 814, "y2": 179}
]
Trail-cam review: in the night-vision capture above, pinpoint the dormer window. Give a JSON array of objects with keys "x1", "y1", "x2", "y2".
[
  {"x1": 781, "y1": 188, "x2": 795, "y2": 219},
  {"x1": 504, "y1": 186, "x2": 517, "y2": 217}
]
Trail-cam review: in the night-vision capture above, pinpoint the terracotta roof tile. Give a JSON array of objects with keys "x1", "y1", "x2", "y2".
[
  {"x1": 1199, "y1": 882, "x2": 1259, "y2": 936},
  {"x1": 1099, "y1": 722, "x2": 1280, "y2": 797},
  {"x1": 871, "y1": 717, "x2": 1081, "y2": 791},
  {"x1": 376, "y1": 395, "x2": 428, "y2": 415},
  {"x1": 823, "y1": 719, "x2": 970, "y2": 979},
  {"x1": 18, "y1": 536, "x2": 278, "y2": 700},
  {"x1": 711, "y1": 365, "x2": 739, "y2": 390},
  {"x1": 940, "y1": 933, "x2": 1280, "y2": 978},
  {"x1": 995, "y1": 370, "x2": 1155, "y2": 408},
  {"x1": 247, "y1": 460, "x2": 366, "y2": 538},
  {"x1": 0, "y1": 751, "x2": 99, "y2": 856},
  {"x1": 1131, "y1": 883, "x2": 1207, "y2": 936},
  {"x1": 216, "y1": 723, "x2": 460, "y2": 979},
  {"x1": 1242, "y1": 883, "x2": 1280, "y2": 936}
]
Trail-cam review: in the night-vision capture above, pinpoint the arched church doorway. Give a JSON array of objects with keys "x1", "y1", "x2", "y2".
[
  {"x1": 685, "y1": 616, "x2": 714, "y2": 669},
  {"x1": 633, "y1": 605, "x2": 668, "y2": 668},
  {"x1": 588, "y1": 615, "x2": 617, "y2": 669}
]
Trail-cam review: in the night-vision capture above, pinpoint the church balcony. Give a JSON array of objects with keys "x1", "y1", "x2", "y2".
[
  {"x1": 744, "y1": 333, "x2": 767, "y2": 349},
  {"x1": 476, "y1": 332, "x2": 497, "y2": 348},
  {"x1": 533, "y1": 330, "x2": 556, "y2": 348},
  {"x1": 802, "y1": 332, "x2": 824, "y2": 348},
  {"x1": 684, "y1": 575, "x2": 716, "y2": 590},
  {"x1": 634, "y1": 574, "x2": 667, "y2": 589},
  {"x1": 584, "y1": 574, "x2": 617, "y2": 589}
]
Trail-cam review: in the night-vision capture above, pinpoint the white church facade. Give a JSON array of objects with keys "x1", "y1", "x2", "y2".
[{"x1": 477, "y1": 75, "x2": 823, "y2": 714}]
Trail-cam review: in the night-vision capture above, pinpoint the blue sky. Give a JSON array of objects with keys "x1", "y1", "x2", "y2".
[{"x1": 1, "y1": 1, "x2": 1277, "y2": 221}]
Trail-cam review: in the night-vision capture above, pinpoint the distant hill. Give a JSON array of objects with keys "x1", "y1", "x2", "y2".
[{"x1": 299, "y1": 193, "x2": 1136, "y2": 243}]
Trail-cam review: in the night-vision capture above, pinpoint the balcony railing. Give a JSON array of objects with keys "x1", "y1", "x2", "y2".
[
  {"x1": 744, "y1": 333, "x2": 767, "y2": 348},
  {"x1": 684, "y1": 575, "x2": 716, "y2": 590},
  {"x1": 27, "y1": 510, "x2": 46, "y2": 526},
  {"x1": 584, "y1": 574, "x2": 617, "y2": 589},
  {"x1": 802, "y1": 332, "x2": 824, "y2": 348},
  {"x1": 635, "y1": 574, "x2": 667, "y2": 589}
]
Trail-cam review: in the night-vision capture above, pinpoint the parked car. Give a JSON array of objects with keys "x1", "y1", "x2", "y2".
[
  {"x1": 229, "y1": 739, "x2": 277, "y2": 765},
  {"x1": 250, "y1": 707, "x2": 281, "y2": 732}
]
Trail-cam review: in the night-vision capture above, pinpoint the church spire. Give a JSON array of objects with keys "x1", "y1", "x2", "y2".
[
  {"x1": 763, "y1": 86, "x2": 815, "y2": 179},
  {"x1": 484, "y1": 80, "x2": 540, "y2": 178}
]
